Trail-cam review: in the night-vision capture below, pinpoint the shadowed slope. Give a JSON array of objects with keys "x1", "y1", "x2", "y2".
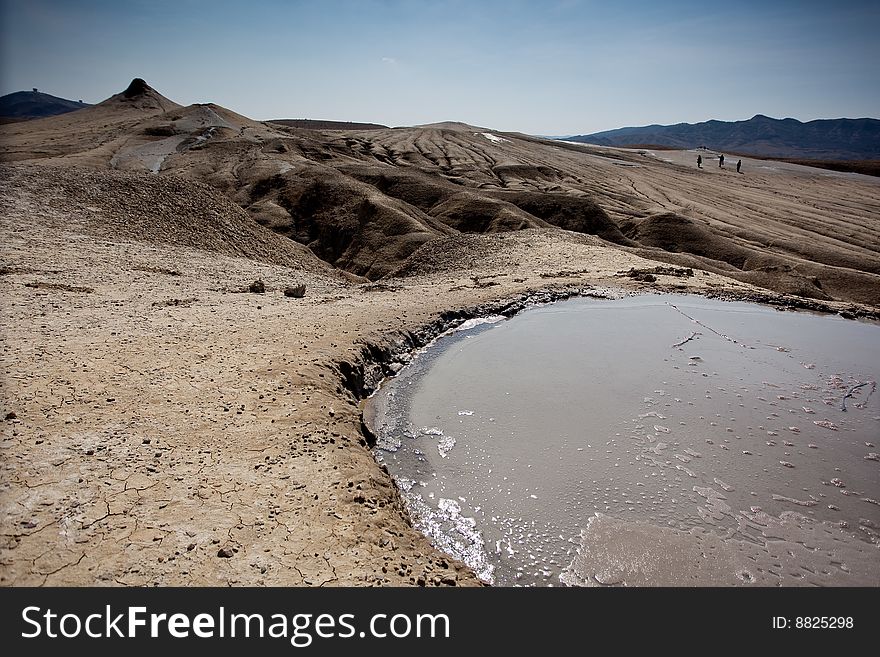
[{"x1": 1, "y1": 163, "x2": 336, "y2": 274}]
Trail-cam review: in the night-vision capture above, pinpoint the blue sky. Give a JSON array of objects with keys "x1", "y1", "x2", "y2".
[{"x1": 1, "y1": 0, "x2": 877, "y2": 134}]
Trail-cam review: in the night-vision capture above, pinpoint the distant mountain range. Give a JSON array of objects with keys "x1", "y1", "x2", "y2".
[
  {"x1": 0, "y1": 89, "x2": 91, "y2": 121},
  {"x1": 565, "y1": 115, "x2": 880, "y2": 161}
]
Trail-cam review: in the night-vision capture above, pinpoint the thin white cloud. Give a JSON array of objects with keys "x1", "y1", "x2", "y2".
[{"x1": 381, "y1": 56, "x2": 397, "y2": 65}]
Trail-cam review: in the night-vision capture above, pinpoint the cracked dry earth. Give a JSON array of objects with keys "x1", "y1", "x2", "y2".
[
  {"x1": 0, "y1": 167, "x2": 463, "y2": 587},
  {"x1": 0, "y1": 164, "x2": 875, "y2": 587}
]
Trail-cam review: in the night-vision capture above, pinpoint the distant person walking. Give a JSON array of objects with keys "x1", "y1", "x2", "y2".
[
  {"x1": 736, "y1": 159, "x2": 742, "y2": 174},
  {"x1": 697, "y1": 154, "x2": 702, "y2": 169},
  {"x1": 719, "y1": 154, "x2": 725, "y2": 168}
]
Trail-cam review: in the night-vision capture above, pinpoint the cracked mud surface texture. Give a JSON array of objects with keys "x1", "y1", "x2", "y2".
[
  {"x1": 3, "y1": 162, "x2": 851, "y2": 587},
  {"x1": 0, "y1": 165, "x2": 467, "y2": 586}
]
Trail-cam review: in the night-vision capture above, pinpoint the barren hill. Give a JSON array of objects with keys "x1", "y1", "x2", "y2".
[
  {"x1": 0, "y1": 89, "x2": 91, "y2": 121},
  {"x1": 1, "y1": 163, "x2": 336, "y2": 274},
  {"x1": 2, "y1": 79, "x2": 879, "y2": 305}
]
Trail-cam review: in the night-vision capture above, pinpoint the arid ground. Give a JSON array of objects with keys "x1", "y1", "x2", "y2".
[{"x1": 1, "y1": 80, "x2": 878, "y2": 586}]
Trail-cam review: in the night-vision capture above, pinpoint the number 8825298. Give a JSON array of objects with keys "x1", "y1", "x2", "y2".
[{"x1": 795, "y1": 617, "x2": 853, "y2": 629}]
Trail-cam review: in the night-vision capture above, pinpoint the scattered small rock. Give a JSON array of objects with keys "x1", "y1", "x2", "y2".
[
  {"x1": 217, "y1": 547, "x2": 235, "y2": 558},
  {"x1": 249, "y1": 279, "x2": 265, "y2": 294},
  {"x1": 284, "y1": 284, "x2": 306, "y2": 298}
]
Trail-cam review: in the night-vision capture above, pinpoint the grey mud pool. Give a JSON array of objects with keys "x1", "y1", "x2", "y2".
[{"x1": 367, "y1": 294, "x2": 880, "y2": 586}]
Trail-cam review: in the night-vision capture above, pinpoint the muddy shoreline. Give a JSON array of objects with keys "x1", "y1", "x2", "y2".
[
  {"x1": 347, "y1": 284, "x2": 878, "y2": 582},
  {"x1": 344, "y1": 286, "x2": 593, "y2": 415},
  {"x1": 351, "y1": 283, "x2": 879, "y2": 431},
  {"x1": 360, "y1": 290, "x2": 880, "y2": 586},
  {"x1": 351, "y1": 283, "x2": 879, "y2": 421}
]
